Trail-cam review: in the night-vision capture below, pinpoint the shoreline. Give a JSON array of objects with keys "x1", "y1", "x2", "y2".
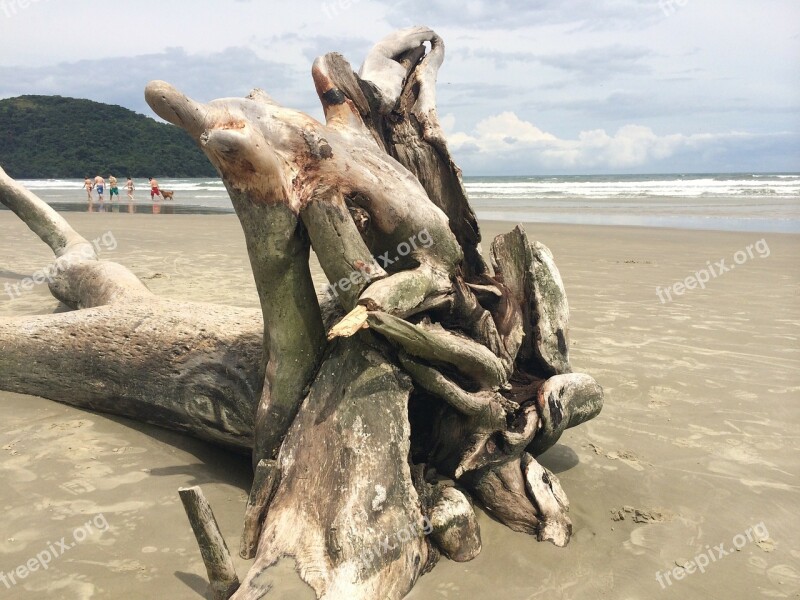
[
  {"x1": 1, "y1": 212, "x2": 798, "y2": 598},
  {"x1": 3, "y1": 203, "x2": 798, "y2": 234},
  {"x1": 6, "y1": 171, "x2": 799, "y2": 235}
]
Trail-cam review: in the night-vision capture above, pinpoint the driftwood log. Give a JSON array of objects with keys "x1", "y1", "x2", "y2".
[{"x1": 0, "y1": 26, "x2": 603, "y2": 600}]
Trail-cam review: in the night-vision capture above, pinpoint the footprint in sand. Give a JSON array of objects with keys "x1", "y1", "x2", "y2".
[
  {"x1": 756, "y1": 538, "x2": 777, "y2": 552},
  {"x1": 672, "y1": 436, "x2": 702, "y2": 448},
  {"x1": 434, "y1": 581, "x2": 462, "y2": 595},
  {"x1": 648, "y1": 385, "x2": 684, "y2": 405},
  {"x1": 748, "y1": 557, "x2": 800, "y2": 595},
  {"x1": 732, "y1": 389, "x2": 759, "y2": 401},
  {"x1": 586, "y1": 442, "x2": 650, "y2": 471},
  {"x1": 22, "y1": 573, "x2": 96, "y2": 598},
  {"x1": 611, "y1": 505, "x2": 673, "y2": 524},
  {"x1": 605, "y1": 450, "x2": 649, "y2": 471}
]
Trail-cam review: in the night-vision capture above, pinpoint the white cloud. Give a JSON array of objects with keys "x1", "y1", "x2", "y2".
[{"x1": 445, "y1": 112, "x2": 796, "y2": 173}]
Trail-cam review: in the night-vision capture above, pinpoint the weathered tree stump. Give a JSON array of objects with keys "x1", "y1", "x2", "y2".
[{"x1": 0, "y1": 25, "x2": 603, "y2": 600}]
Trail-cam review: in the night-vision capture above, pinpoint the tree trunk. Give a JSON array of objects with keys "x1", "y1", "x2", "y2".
[
  {"x1": 0, "y1": 300, "x2": 263, "y2": 450},
  {"x1": 235, "y1": 335, "x2": 432, "y2": 599},
  {"x1": 0, "y1": 25, "x2": 604, "y2": 600}
]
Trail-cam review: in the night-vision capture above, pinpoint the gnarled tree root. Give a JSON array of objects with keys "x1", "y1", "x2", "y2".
[{"x1": 0, "y1": 24, "x2": 605, "y2": 600}]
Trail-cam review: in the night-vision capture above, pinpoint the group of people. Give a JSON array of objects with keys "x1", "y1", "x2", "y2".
[{"x1": 83, "y1": 176, "x2": 164, "y2": 203}]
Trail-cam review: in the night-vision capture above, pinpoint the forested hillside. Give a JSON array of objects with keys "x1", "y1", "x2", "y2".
[{"x1": 0, "y1": 95, "x2": 217, "y2": 178}]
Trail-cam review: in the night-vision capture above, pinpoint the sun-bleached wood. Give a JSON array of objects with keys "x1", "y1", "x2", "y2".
[{"x1": 0, "y1": 26, "x2": 604, "y2": 600}]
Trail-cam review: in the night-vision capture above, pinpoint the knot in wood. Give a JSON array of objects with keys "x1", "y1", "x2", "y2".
[{"x1": 302, "y1": 130, "x2": 333, "y2": 160}]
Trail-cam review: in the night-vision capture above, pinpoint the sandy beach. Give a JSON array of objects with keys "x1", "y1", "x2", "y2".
[{"x1": 1, "y1": 211, "x2": 798, "y2": 599}]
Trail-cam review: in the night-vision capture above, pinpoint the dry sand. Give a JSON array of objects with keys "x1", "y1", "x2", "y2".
[{"x1": 0, "y1": 211, "x2": 798, "y2": 599}]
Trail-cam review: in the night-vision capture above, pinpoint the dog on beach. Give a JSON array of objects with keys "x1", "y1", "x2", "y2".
[{"x1": 161, "y1": 190, "x2": 175, "y2": 200}]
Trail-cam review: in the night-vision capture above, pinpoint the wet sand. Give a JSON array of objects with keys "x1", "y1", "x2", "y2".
[{"x1": 1, "y1": 212, "x2": 798, "y2": 599}]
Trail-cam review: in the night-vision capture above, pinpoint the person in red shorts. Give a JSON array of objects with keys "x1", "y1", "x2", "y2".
[{"x1": 149, "y1": 177, "x2": 162, "y2": 200}]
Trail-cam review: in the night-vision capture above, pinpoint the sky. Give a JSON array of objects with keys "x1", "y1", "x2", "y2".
[{"x1": 0, "y1": 0, "x2": 798, "y2": 175}]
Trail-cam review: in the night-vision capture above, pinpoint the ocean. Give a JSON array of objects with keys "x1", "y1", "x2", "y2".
[{"x1": 7, "y1": 173, "x2": 800, "y2": 233}]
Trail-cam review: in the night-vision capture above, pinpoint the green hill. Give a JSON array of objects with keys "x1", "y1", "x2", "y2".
[{"x1": 0, "y1": 95, "x2": 217, "y2": 178}]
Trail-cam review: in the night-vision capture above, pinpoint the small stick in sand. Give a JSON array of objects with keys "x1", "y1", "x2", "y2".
[{"x1": 178, "y1": 486, "x2": 240, "y2": 600}]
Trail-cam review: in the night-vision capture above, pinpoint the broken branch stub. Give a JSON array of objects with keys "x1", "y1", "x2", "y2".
[{"x1": 179, "y1": 486, "x2": 241, "y2": 600}]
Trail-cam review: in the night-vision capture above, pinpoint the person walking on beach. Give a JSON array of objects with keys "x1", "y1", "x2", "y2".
[
  {"x1": 126, "y1": 177, "x2": 135, "y2": 200},
  {"x1": 94, "y1": 175, "x2": 105, "y2": 202},
  {"x1": 149, "y1": 177, "x2": 162, "y2": 201},
  {"x1": 108, "y1": 175, "x2": 119, "y2": 201},
  {"x1": 83, "y1": 177, "x2": 94, "y2": 202}
]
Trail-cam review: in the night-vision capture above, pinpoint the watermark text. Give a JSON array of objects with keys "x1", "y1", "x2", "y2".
[
  {"x1": 0, "y1": 513, "x2": 109, "y2": 590},
  {"x1": 321, "y1": 0, "x2": 366, "y2": 20},
  {"x1": 659, "y1": 0, "x2": 689, "y2": 17},
  {"x1": 359, "y1": 516, "x2": 433, "y2": 571},
  {"x1": 4, "y1": 231, "x2": 117, "y2": 301},
  {"x1": 1, "y1": 0, "x2": 49, "y2": 19},
  {"x1": 655, "y1": 521, "x2": 770, "y2": 589},
  {"x1": 327, "y1": 229, "x2": 433, "y2": 299},
  {"x1": 656, "y1": 238, "x2": 770, "y2": 304}
]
